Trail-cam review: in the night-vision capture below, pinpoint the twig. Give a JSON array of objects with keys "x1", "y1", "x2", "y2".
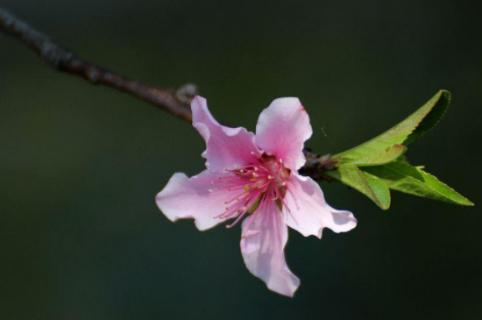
[
  {"x1": 0, "y1": 8, "x2": 194, "y2": 122},
  {"x1": 0, "y1": 8, "x2": 333, "y2": 179}
]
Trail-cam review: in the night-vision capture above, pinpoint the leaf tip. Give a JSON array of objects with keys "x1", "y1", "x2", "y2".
[
  {"x1": 459, "y1": 198, "x2": 475, "y2": 207},
  {"x1": 438, "y1": 88, "x2": 451, "y2": 96},
  {"x1": 380, "y1": 203, "x2": 391, "y2": 211},
  {"x1": 439, "y1": 89, "x2": 452, "y2": 103}
]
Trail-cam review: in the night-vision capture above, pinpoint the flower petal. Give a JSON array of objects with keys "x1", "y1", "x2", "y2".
[
  {"x1": 192, "y1": 96, "x2": 260, "y2": 171},
  {"x1": 156, "y1": 170, "x2": 243, "y2": 231},
  {"x1": 255, "y1": 97, "x2": 312, "y2": 170},
  {"x1": 283, "y1": 174, "x2": 357, "y2": 238},
  {"x1": 240, "y1": 201, "x2": 300, "y2": 297}
]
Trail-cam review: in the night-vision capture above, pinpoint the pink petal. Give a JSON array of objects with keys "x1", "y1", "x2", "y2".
[
  {"x1": 240, "y1": 201, "x2": 300, "y2": 297},
  {"x1": 255, "y1": 97, "x2": 312, "y2": 170},
  {"x1": 283, "y1": 174, "x2": 357, "y2": 238},
  {"x1": 155, "y1": 170, "x2": 242, "y2": 231},
  {"x1": 192, "y1": 96, "x2": 261, "y2": 171}
]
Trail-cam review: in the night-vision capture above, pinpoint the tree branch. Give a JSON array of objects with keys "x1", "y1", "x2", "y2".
[
  {"x1": 0, "y1": 7, "x2": 333, "y2": 180},
  {"x1": 0, "y1": 8, "x2": 194, "y2": 122}
]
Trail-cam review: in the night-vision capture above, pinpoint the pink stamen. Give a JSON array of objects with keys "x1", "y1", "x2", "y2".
[{"x1": 215, "y1": 153, "x2": 292, "y2": 223}]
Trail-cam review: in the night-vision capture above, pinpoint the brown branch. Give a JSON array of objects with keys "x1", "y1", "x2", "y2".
[
  {"x1": 0, "y1": 8, "x2": 194, "y2": 122},
  {"x1": 0, "y1": 8, "x2": 333, "y2": 180},
  {"x1": 299, "y1": 151, "x2": 337, "y2": 181}
]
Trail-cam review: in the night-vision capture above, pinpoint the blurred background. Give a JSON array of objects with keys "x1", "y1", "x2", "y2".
[{"x1": 1, "y1": 0, "x2": 481, "y2": 319}]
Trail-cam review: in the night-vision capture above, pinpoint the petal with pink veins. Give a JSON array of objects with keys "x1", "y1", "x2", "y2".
[
  {"x1": 283, "y1": 174, "x2": 357, "y2": 238},
  {"x1": 240, "y1": 201, "x2": 300, "y2": 297},
  {"x1": 156, "y1": 170, "x2": 244, "y2": 231},
  {"x1": 255, "y1": 97, "x2": 312, "y2": 170},
  {"x1": 192, "y1": 96, "x2": 260, "y2": 171}
]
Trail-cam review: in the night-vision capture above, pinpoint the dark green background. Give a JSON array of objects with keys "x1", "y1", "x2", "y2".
[{"x1": 1, "y1": 1, "x2": 481, "y2": 319}]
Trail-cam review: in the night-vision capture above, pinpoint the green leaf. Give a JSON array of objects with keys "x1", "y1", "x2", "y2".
[
  {"x1": 364, "y1": 161, "x2": 474, "y2": 206},
  {"x1": 337, "y1": 144, "x2": 407, "y2": 166},
  {"x1": 322, "y1": 90, "x2": 472, "y2": 208},
  {"x1": 334, "y1": 90, "x2": 450, "y2": 166},
  {"x1": 326, "y1": 165, "x2": 391, "y2": 210}
]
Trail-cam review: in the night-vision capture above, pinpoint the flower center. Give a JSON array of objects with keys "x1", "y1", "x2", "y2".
[{"x1": 215, "y1": 154, "x2": 291, "y2": 227}]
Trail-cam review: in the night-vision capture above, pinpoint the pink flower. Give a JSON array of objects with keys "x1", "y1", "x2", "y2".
[{"x1": 156, "y1": 96, "x2": 357, "y2": 297}]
